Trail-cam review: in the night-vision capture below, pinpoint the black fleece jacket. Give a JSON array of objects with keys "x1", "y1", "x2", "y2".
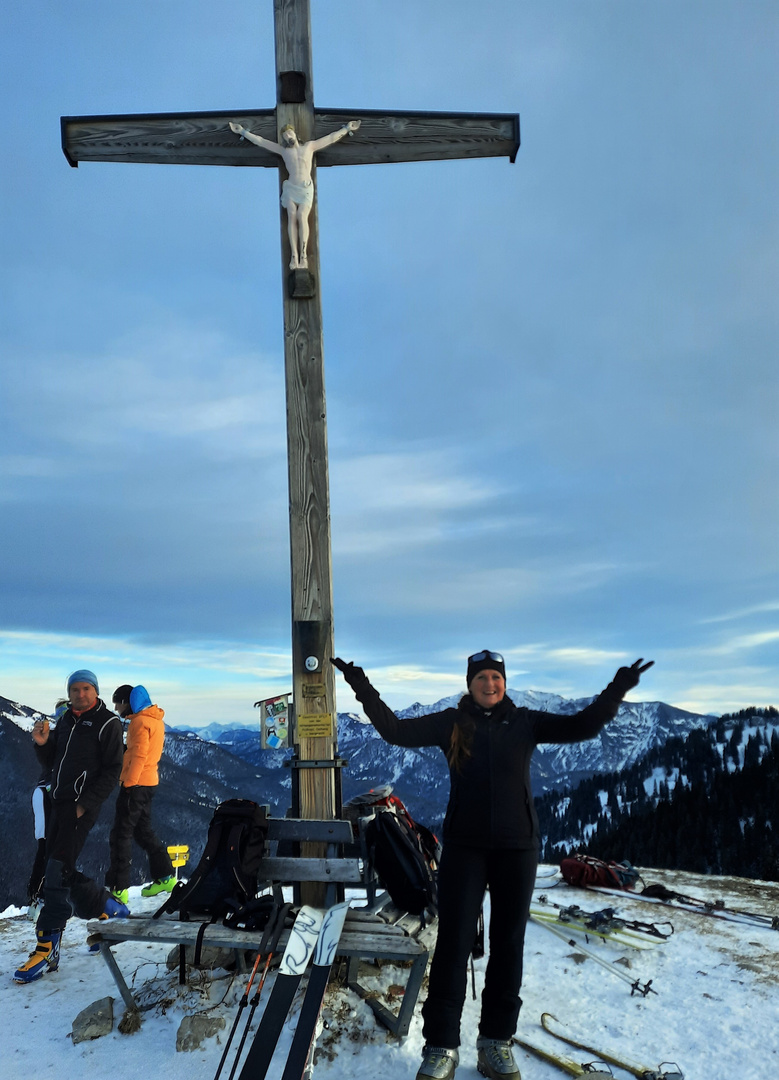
[
  {"x1": 349, "y1": 676, "x2": 625, "y2": 850},
  {"x1": 35, "y1": 699, "x2": 124, "y2": 818}
]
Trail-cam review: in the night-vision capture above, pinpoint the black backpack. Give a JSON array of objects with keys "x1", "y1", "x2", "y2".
[
  {"x1": 365, "y1": 803, "x2": 440, "y2": 916},
  {"x1": 155, "y1": 798, "x2": 269, "y2": 924}
]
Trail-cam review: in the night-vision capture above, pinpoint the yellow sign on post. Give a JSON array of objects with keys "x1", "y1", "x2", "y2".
[
  {"x1": 297, "y1": 713, "x2": 334, "y2": 739},
  {"x1": 167, "y1": 844, "x2": 189, "y2": 878}
]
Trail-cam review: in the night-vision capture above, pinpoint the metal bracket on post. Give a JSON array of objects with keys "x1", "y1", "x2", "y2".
[
  {"x1": 292, "y1": 619, "x2": 329, "y2": 677},
  {"x1": 284, "y1": 757, "x2": 349, "y2": 770}
]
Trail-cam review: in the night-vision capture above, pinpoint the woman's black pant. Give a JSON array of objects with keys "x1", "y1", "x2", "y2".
[
  {"x1": 106, "y1": 785, "x2": 173, "y2": 890},
  {"x1": 422, "y1": 844, "x2": 538, "y2": 1049}
]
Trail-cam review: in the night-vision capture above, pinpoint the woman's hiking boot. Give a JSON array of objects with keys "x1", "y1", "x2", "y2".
[
  {"x1": 476, "y1": 1037, "x2": 521, "y2": 1079},
  {"x1": 141, "y1": 875, "x2": 176, "y2": 897},
  {"x1": 416, "y1": 1045, "x2": 459, "y2": 1079},
  {"x1": 13, "y1": 929, "x2": 62, "y2": 983}
]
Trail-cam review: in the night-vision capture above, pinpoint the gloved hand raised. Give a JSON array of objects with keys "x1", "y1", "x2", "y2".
[
  {"x1": 609, "y1": 658, "x2": 654, "y2": 698},
  {"x1": 331, "y1": 656, "x2": 368, "y2": 690}
]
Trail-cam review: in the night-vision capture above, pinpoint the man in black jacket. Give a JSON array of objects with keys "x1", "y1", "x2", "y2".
[{"x1": 14, "y1": 669, "x2": 126, "y2": 983}]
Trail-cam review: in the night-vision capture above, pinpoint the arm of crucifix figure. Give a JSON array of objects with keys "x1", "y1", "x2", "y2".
[
  {"x1": 309, "y1": 119, "x2": 361, "y2": 152},
  {"x1": 228, "y1": 122, "x2": 284, "y2": 156}
]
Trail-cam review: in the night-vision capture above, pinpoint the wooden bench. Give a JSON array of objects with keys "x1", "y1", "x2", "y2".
[{"x1": 87, "y1": 815, "x2": 436, "y2": 1038}]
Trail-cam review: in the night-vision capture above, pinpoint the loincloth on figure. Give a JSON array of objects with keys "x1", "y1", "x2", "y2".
[{"x1": 281, "y1": 179, "x2": 314, "y2": 209}]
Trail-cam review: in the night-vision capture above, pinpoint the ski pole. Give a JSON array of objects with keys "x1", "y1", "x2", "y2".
[
  {"x1": 213, "y1": 948, "x2": 267, "y2": 1080},
  {"x1": 530, "y1": 915, "x2": 657, "y2": 996},
  {"x1": 214, "y1": 901, "x2": 289, "y2": 1080},
  {"x1": 227, "y1": 902, "x2": 293, "y2": 1080}
]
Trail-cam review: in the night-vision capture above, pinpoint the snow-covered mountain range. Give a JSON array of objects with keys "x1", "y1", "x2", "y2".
[
  {"x1": 0, "y1": 687, "x2": 713, "y2": 910},
  {"x1": 174, "y1": 689, "x2": 714, "y2": 829}
]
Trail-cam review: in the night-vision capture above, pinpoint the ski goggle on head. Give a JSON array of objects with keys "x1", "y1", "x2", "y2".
[{"x1": 467, "y1": 650, "x2": 504, "y2": 665}]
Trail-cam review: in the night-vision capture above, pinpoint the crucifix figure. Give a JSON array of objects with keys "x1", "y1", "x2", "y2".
[
  {"x1": 229, "y1": 119, "x2": 360, "y2": 269},
  {"x1": 61, "y1": 0, "x2": 519, "y2": 860}
]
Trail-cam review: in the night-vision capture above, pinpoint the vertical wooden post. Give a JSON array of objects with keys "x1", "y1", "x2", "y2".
[
  {"x1": 61, "y1": 0, "x2": 519, "y2": 909},
  {"x1": 275, "y1": 0, "x2": 336, "y2": 903}
]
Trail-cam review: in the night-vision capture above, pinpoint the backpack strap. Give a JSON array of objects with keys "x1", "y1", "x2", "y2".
[
  {"x1": 153, "y1": 816, "x2": 230, "y2": 919},
  {"x1": 193, "y1": 915, "x2": 218, "y2": 967}
]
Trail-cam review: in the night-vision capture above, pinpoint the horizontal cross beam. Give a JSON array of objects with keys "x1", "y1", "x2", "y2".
[{"x1": 61, "y1": 107, "x2": 519, "y2": 168}]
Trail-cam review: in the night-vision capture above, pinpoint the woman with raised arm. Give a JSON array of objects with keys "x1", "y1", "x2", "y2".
[{"x1": 332, "y1": 651, "x2": 653, "y2": 1080}]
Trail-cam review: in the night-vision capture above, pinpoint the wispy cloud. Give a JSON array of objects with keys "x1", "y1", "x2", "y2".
[
  {"x1": 333, "y1": 450, "x2": 502, "y2": 513},
  {"x1": 5, "y1": 327, "x2": 286, "y2": 463},
  {"x1": 331, "y1": 449, "x2": 511, "y2": 556},
  {"x1": 700, "y1": 602, "x2": 779, "y2": 625},
  {"x1": 0, "y1": 630, "x2": 292, "y2": 724}
]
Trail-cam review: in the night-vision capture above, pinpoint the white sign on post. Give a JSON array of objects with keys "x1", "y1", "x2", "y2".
[{"x1": 255, "y1": 694, "x2": 291, "y2": 749}]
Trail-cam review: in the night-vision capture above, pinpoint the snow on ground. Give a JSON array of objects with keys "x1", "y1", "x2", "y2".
[{"x1": 1, "y1": 866, "x2": 777, "y2": 1080}]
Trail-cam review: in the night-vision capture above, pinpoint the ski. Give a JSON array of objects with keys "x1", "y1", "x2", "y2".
[
  {"x1": 535, "y1": 896, "x2": 674, "y2": 941},
  {"x1": 236, "y1": 905, "x2": 324, "y2": 1080},
  {"x1": 212, "y1": 898, "x2": 291, "y2": 1080},
  {"x1": 529, "y1": 916, "x2": 657, "y2": 996},
  {"x1": 530, "y1": 908, "x2": 659, "y2": 951},
  {"x1": 530, "y1": 903, "x2": 671, "y2": 950},
  {"x1": 586, "y1": 883, "x2": 778, "y2": 929},
  {"x1": 541, "y1": 1012, "x2": 684, "y2": 1080},
  {"x1": 513, "y1": 1034, "x2": 614, "y2": 1077},
  {"x1": 280, "y1": 900, "x2": 351, "y2": 1080}
]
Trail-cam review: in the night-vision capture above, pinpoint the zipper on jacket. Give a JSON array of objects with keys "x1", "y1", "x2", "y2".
[{"x1": 52, "y1": 720, "x2": 79, "y2": 801}]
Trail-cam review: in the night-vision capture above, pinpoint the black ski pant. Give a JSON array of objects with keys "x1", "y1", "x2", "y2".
[
  {"x1": 37, "y1": 801, "x2": 100, "y2": 934},
  {"x1": 106, "y1": 785, "x2": 173, "y2": 891},
  {"x1": 422, "y1": 844, "x2": 538, "y2": 1049}
]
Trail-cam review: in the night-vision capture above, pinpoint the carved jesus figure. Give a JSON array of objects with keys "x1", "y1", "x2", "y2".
[{"x1": 229, "y1": 120, "x2": 361, "y2": 269}]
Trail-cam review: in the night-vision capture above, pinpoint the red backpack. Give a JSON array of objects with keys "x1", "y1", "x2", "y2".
[{"x1": 560, "y1": 853, "x2": 642, "y2": 890}]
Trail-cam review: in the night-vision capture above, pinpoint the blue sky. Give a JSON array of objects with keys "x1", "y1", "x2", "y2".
[{"x1": 1, "y1": 1, "x2": 777, "y2": 726}]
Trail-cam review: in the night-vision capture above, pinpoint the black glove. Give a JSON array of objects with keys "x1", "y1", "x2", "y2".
[
  {"x1": 609, "y1": 658, "x2": 654, "y2": 698},
  {"x1": 331, "y1": 656, "x2": 368, "y2": 691}
]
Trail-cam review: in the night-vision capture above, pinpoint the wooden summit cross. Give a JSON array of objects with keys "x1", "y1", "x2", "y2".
[{"x1": 61, "y1": 0, "x2": 519, "y2": 872}]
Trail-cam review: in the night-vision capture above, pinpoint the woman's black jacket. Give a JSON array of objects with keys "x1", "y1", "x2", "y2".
[{"x1": 348, "y1": 674, "x2": 625, "y2": 850}]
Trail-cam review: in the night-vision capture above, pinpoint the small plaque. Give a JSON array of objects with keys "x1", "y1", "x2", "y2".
[
  {"x1": 279, "y1": 70, "x2": 307, "y2": 104},
  {"x1": 297, "y1": 713, "x2": 333, "y2": 738},
  {"x1": 255, "y1": 693, "x2": 291, "y2": 749},
  {"x1": 288, "y1": 269, "x2": 316, "y2": 298},
  {"x1": 302, "y1": 682, "x2": 325, "y2": 699}
]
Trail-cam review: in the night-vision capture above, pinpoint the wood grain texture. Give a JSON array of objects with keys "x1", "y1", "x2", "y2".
[
  {"x1": 87, "y1": 917, "x2": 428, "y2": 957},
  {"x1": 62, "y1": 109, "x2": 519, "y2": 168},
  {"x1": 61, "y1": 112, "x2": 278, "y2": 167},
  {"x1": 61, "y1": 0, "x2": 519, "y2": 866},
  {"x1": 274, "y1": 0, "x2": 313, "y2": 88},
  {"x1": 313, "y1": 109, "x2": 520, "y2": 166}
]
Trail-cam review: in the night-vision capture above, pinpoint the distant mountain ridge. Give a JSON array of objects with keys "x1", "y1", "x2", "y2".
[
  {"x1": 174, "y1": 688, "x2": 715, "y2": 827},
  {"x1": 0, "y1": 687, "x2": 716, "y2": 910},
  {"x1": 0, "y1": 695, "x2": 286, "y2": 912},
  {"x1": 537, "y1": 707, "x2": 779, "y2": 880}
]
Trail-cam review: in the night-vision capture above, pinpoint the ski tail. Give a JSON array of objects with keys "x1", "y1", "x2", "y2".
[
  {"x1": 512, "y1": 1035, "x2": 613, "y2": 1077},
  {"x1": 223, "y1": 901, "x2": 293, "y2": 1080},
  {"x1": 540, "y1": 1013, "x2": 684, "y2": 1080},
  {"x1": 281, "y1": 900, "x2": 351, "y2": 1080},
  {"x1": 212, "y1": 898, "x2": 291, "y2": 1080},
  {"x1": 236, "y1": 905, "x2": 325, "y2": 1080}
]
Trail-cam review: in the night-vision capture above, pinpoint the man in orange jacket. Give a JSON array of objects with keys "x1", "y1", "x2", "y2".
[{"x1": 106, "y1": 685, "x2": 175, "y2": 903}]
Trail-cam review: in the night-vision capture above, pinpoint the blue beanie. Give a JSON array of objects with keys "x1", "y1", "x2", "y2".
[{"x1": 67, "y1": 669, "x2": 99, "y2": 694}]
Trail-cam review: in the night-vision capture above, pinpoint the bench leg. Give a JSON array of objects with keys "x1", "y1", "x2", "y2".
[
  {"x1": 98, "y1": 942, "x2": 139, "y2": 1013},
  {"x1": 345, "y1": 950, "x2": 428, "y2": 1039}
]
